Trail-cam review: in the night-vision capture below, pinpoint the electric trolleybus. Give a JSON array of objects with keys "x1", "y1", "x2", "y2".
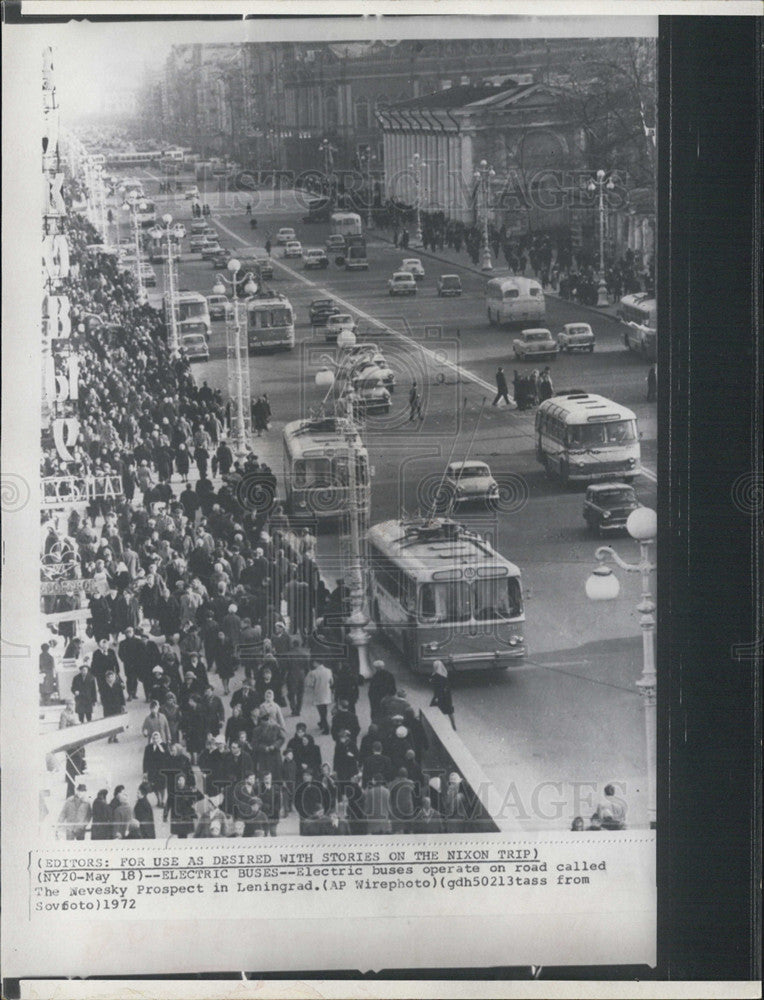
[
  {"x1": 368, "y1": 517, "x2": 525, "y2": 674},
  {"x1": 245, "y1": 293, "x2": 295, "y2": 352},
  {"x1": 282, "y1": 416, "x2": 371, "y2": 521}
]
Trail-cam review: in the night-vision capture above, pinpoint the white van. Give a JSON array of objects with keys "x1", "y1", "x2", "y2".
[
  {"x1": 330, "y1": 212, "x2": 362, "y2": 238},
  {"x1": 486, "y1": 276, "x2": 545, "y2": 327}
]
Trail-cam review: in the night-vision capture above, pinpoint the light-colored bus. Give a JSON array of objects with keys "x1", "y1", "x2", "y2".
[
  {"x1": 486, "y1": 276, "x2": 545, "y2": 327},
  {"x1": 617, "y1": 293, "x2": 657, "y2": 360},
  {"x1": 165, "y1": 291, "x2": 211, "y2": 340},
  {"x1": 282, "y1": 416, "x2": 371, "y2": 521},
  {"x1": 368, "y1": 517, "x2": 525, "y2": 674},
  {"x1": 535, "y1": 391, "x2": 641, "y2": 484},
  {"x1": 246, "y1": 294, "x2": 295, "y2": 352},
  {"x1": 330, "y1": 211, "x2": 362, "y2": 238}
]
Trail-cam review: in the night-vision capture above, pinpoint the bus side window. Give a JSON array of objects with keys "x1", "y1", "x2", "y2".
[{"x1": 402, "y1": 576, "x2": 416, "y2": 614}]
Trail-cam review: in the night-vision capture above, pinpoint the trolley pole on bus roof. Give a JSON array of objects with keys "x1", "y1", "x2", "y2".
[{"x1": 213, "y1": 260, "x2": 257, "y2": 461}]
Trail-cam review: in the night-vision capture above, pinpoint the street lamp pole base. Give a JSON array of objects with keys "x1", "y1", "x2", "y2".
[
  {"x1": 597, "y1": 276, "x2": 610, "y2": 307},
  {"x1": 481, "y1": 248, "x2": 494, "y2": 272}
]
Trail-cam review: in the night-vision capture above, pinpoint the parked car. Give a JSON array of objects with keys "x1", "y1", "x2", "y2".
[
  {"x1": 303, "y1": 248, "x2": 329, "y2": 269},
  {"x1": 325, "y1": 312, "x2": 358, "y2": 343},
  {"x1": 180, "y1": 332, "x2": 210, "y2": 362},
  {"x1": 210, "y1": 247, "x2": 232, "y2": 269},
  {"x1": 443, "y1": 461, "x2": 500, "y2": 507},
  {"x1": 558, "y1": 322, "x2": 596, "y2": 353},
  {"x1": 283, "y1": 240, "x2": 303, "y2": 259},
  {"x1": 437, "y1": 274, "x2": 462, "y2": 297},
  {"x1": 184, "y1": 185, "x2": 200, "y2": 200},
  {"x1": 325, "y1": 234, "x2": 346, "y2": 255},
  {"x1": 388, "y1": 272, "x2": 417, "y2": 296},
  {"x1": 190, "y1": 234, "x2": 208, "y2": 253},
  {"x1": 206, "y1": 293, "x2": 233, "y2": 321},
  {"x1": 512, "y1": 328, "x2": 558, "y2": 360},
  {"x1": 583, "y1": 482, "x2": 641, "y2": 535},
  {"x1": 400, "y1": 258, "x2": 425, "y2": 280},
  {"x1": 276, "y1": 227, "x2": 296, "y2": 245},
  {"x1": 309, "y1": 298, "x2": 341, "y2": 327}
]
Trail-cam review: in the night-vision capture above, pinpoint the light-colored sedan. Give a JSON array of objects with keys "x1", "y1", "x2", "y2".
[
  {"x1": 444, "y1": 460, "x2": 500, "y2": 507},
  {"x1": 283, "y1": 240, "x2": 303, "y2": 259},
  {"x1": 558, "y1": 322, "x2": 596, "y2": 353},
  {"x1": 276, "y1": 227, "x2": 296, "y2": 245},
  {"x1": 400, "y1": 257, "x2": 425, "y2": 280},
  {"x1": 512, "y1": 328, "x2": 558, "y2": 361},
  {"x1": 206, "y1": 293, "x2": 233, "y2": 321},
  {"x1": 180, "y1": 332, "x2": 210, "y2": 362},
  {"x1": 325, "y1": 312, "x2": 358, "y2": 343},
  {"x1": 341, "y1": 377, "x2": 392, "y2": 415},
  {"x1": 388, "y1": 271, "x2": 417, "y2": 296},
  {"x1": 184, "y1": 186, "x2": 200, "y2": 200},
  {"x1": 303, "y1": 248, "x2": 329, "y2": 269}
]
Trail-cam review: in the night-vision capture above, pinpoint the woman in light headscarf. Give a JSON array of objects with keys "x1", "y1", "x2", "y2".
[{"x1": 430, "y1": 660, "x2": 456, "y2": 731}]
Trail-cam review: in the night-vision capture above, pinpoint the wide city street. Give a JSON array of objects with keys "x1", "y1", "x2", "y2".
[{"x1": 125, "y1": 168, "x2": 657, "y2": 830}]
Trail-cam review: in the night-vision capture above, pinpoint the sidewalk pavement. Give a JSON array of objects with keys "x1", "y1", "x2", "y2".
[{"x1": 366, "y1": 227, "x2": 623, "y2": 322}]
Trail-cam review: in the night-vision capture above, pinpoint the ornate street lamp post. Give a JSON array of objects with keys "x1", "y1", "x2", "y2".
[
  {"x1": 474, "y1": 159, "x2": 496, "y2": 273},
  {"x1": 213, "y1": 259, "x2": 258, "y2": 461},
  {"x1": 410, "y1": 152, "x2": 426, "y2": 248},
  {"x1": 585, "y1": 506, "x2": 657, "y2": 828},
  {"x1": 360, "y1": 148, "x2": 376, "y2": 229},
  {"x1": 121, "y1": 189, "x2": 148, "y2": 301},
  {"x1": 151, "y1": 213, "x2": 181, "y2": 355},
  {"x1": 588, "y1": 169, "x2": 616, "y2": 307},
  {"x1": 314, "y1": 328, "x2": 372, "y2": 681}
]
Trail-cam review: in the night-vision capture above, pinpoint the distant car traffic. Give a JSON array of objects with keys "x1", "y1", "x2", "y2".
[
  {"x1": 388, "y1": 272, "x2": 417, "y2": 296},
  {"x1": 400, "y1": 258, "x2": 425, "y2": 280},
  {"x1": 190, "y1": 219, "x2": 208, "y2": 235},
  {"x1": 583, "y1": 483, "x2": 641, "y2": 535},
  {"x1": 558, "y1": 322, "x2": 596, "y2": 353},
  {"x1": 341, "y1": 376, "x2": 392, "y2": 416},
  {"x1": 309, "y1": 298, "x2": 341, "y2": 326},
  {"x1": 283, "y1": 240, "x2": 303, "y2": 259},
  {"x1": 189, "y1": 234, "x2": 208, "y2": 253},
  {"x1": 206, "y1": 293, "x2": 233, "y2": 321},
  {"x1": 303, "y1": 248, "x2": 329, "y2": 270},
  {"x1": 325, "y1": 234, "x2": 346, "y2": 255},
  {"x1": 444, "y1": 461, "x2": 500, "y2": 507},
  {"x1": 512, "y1": 328, "x2": 558, "y2": 361},
  {"x1": 277, "y1": 227, "x2": 296, "y2": 245},
  {"x1": 437, "y1": 274, "x2": 462, "y2": 297},
  {"x1": 325, "y1": 312, "x2": 358, "y2": 343}
]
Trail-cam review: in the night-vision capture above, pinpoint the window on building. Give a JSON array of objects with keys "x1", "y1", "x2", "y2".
[{"x1": 355, "y1": 98, "x2": 369, "y2": 130}]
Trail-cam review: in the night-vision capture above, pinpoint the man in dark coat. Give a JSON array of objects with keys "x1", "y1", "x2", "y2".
[
  {"x1": 91, "y1": 639, "x2": 121, "y2": 700},
  {"x1": 134, "y1": 782, "x2": 156, "y2": 838},
  {"x1": 100, "y1": 670, "x2": 126, "y2": 741},
  {"x1": 492, "y1": 366, "x2": 511, "y2": 407},
  {"x1": 118, "y1": 626, "x2": 143, "y2": 700},
  {"x1": 71, "y1": 663, "x2": 98, "y2": 722}
]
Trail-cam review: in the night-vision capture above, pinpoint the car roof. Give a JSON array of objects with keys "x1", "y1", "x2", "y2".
[
  {"x1": 440, "y1": 274, "x2": 460, "y2": 280},
  {"x1": 311, "y1": 298, "x2": 335, "y2": 306},
  {"x1": 402, "y1": 258, "x2": 422, "y2": 264},
  {"x1": 587, "y1": 482, "x2": 635, "y2": 492},
  {"x1": 330, "y1": 313, "x2": 353, "y2": 321},
  {"x1": 448, "y1": 460, "x2": 490, "y2": 472},
  {"x1": 522, "y1": 328, "x2": 552, "y2": 334},
  {"x1": 564, "y1": 322, "x2": 592, "y2": 329},
  {"x1": 392, "y1": 271, "x2": 414, "y2": 278}
]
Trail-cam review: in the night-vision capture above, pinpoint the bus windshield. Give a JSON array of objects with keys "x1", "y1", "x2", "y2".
[
  {"x1": 178, "y1": 301, "x2": 206, "y2": 320},
  {"x1": 566, "y1": 419, "x2": 637, "y2": 448},
  {"x1": 294, "y1": 457, "x2": 332, "y2": 488},
  {"x1": 419, "y1": 578, "x2": 522, "y2": 623}
]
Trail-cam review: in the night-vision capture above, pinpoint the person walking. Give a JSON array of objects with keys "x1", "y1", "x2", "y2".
[
  {"x1": 305, "y1": 660, "x2": 333, "y2": 735},
  {"x1": 264, "y1": 236, "x2": 272, "y2": 257},
  {"x1": 430, "y1": 660, "x2": 456, "y2": 731},
  {"x1": 408, "y1": 381, "x2": 423, "y2": 422},
  {"x1": 493, "y1": 366, "x2": 511, "y2": 407},
  {"x1": 646, "y1": 364, "x2": 657, "y2": 402},
  {"x1": 538, "y1": 367, "x2": 554, "y2": 403},
  {"x1": 71, "y1": 663, "x2": 98, "y2": 723}
]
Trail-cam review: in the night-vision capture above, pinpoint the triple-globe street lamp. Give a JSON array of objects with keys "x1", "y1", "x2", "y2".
[
  {"x1": 588, "y1": 169, "x2": 616, "y2": 307},
  {"x1": 150, "y1": 213, "x2": 182, "y2": 356},
  {"x1": 121, "y1": 188, "x2": 148, "y2": 301},
  {"x1": 585, "y1": 505, "x2": 657, "y2": 829},
  {"x1": 314, "y1": 327, "x2": 372, "y2": 681},
  {"x1": 213, "y1": 259, "x2": 258, "y2": 461},
  {"x1": 474, "y1": 159, "x2": 496, "y2": 273}
]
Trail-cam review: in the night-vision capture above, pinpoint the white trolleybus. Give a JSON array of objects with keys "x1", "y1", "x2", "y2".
[
  {"x1": 617, "y1": 292, "x2": 657, "y2": 361},
  {"x1": 535, "y1": 391, "x2": 641, "y2": 485},
  {"x1": 368, "y1": 517, "x2": 525, "y2": 674},
  {"x1": 282, "y1": 416, "x2": 371, "y2": 521},
  {"x1": 245, "y1": 293, "x2": 295, "y2": 353},
  {"x1": 486, "y1": 276, "x2": 545, "y2": 327}
]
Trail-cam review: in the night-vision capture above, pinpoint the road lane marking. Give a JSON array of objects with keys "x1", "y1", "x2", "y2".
[{"x1": 213, "y1": 215, "x2": 658, "y2": 485}]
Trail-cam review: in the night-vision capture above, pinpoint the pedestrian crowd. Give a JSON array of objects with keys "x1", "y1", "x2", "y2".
[{"x1": 49, "y1": 204, "x2": 473, "y2": 840}]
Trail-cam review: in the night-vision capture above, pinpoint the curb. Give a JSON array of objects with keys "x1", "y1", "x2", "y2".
[{"x1": 367, "y1": 229, "x2": 623, "y2": 322}]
